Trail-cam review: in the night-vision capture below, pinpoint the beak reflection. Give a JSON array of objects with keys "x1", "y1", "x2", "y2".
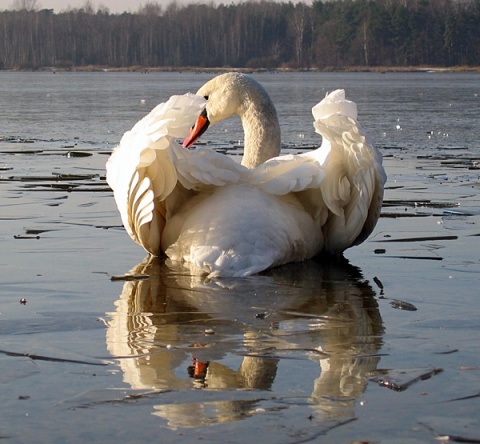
[{"x1": 106, "y1": 256, "x2": 384, "y2": 429}]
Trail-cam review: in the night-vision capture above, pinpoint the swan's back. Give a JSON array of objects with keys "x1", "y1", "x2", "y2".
[{"x1": 164, "y1": 183, "x2": 323, "y2": 277}]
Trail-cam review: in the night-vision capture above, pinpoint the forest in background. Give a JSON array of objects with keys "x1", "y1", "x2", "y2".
[{"x1": 1, "y1": 0, "x2": 479, "y2": 70}]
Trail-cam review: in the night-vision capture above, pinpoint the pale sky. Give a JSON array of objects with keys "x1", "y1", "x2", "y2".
[{"x1": 0, "y1": 0, "x2": 195, "y2": 14}]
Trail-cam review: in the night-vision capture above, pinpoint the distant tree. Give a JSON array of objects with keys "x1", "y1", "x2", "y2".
[
  {"x1": 79, "y1": 0, "x2": 94, "y2": 14},
  {"x1": 139, "y1": 1, "x2": 162, "y2": 15},
  {"x1": 288, "y1": 3, "x2": 311, "y2": 67},
  {"x1": 11, "y1": 0, "x2": 38, "y2": 11},
  {"x1": 97, "y1": 4, "x2": 110, "y2": 15},
  {"x1": 0, "y1": 0, "x2": 479, "y2": 70}
]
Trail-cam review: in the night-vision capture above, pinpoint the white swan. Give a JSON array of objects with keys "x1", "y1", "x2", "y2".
[{"x1": 106, "y1": 73, "x2": 386, "y2": 277}]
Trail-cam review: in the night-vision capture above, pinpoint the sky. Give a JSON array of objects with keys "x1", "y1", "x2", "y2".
[{"x1": 0, "y1": 0, "x2": 188, "y2": 14}]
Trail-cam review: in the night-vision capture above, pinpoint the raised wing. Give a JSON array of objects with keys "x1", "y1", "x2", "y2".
[
  {"x1": 303, "y1": 89, "x2": 386, "y2": 253},
  {"x1": 106, "y1": 94, "x2": 206, "y2": 255}
]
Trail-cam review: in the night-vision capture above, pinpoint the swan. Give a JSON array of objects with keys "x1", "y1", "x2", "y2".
[{"x1": 106, "y1": 73, "x2": 386, "y2": 277}]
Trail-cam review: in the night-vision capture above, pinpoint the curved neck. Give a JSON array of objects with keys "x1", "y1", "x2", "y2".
[{"x1": 239, "y1": 91, "x2": 281, "y2": 169}]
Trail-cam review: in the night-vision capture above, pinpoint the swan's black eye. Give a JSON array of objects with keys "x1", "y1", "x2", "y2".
[{"x1": 204, "y1": 95, "x2": 209, "y2": 100}]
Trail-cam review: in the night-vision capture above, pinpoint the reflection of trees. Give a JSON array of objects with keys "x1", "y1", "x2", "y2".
[{"x1": 106, "y1": 256, "x2": 383, "y2": 429}]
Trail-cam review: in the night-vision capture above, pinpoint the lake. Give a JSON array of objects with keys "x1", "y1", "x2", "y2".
[{"x1": 1, "y1": 71, "x2": 479, "y2": 442}]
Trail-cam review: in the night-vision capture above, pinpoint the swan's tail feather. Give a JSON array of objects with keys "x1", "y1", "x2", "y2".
[{"x1": 310, "y1": 89, "x2": 386, "y2": 253}]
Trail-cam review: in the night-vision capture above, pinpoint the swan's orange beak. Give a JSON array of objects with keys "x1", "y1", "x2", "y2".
[{"x1": 183, "y1": 110, "x2": 210, "y2": 148}]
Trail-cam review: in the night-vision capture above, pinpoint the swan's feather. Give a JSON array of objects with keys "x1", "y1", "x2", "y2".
[
  {"x1": 172, "y1": 146, "x2": 248, "y2": 190},
  {"x1": 107, "y1": 79, "x2": 385, "y2": 276},
  {"x1": 306, "y1": 89, "x2": 386, "y2": 253},
  {"x1": 164, "y1": 185, "x2": 322, "y2": 278},
  {"x1": 106, "y1": 94, "x2": 206, "y2": 254},
  {"x1": 250, "y1": 154, "x2": 325, "y2": 195}
]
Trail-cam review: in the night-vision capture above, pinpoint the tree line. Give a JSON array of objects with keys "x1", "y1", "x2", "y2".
[{"x1": 1, "y1": 0, "x2": 479, "y2": 70}]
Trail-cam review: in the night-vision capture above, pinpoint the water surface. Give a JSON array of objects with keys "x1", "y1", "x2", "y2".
[{"x1": 1, "y1": 71, "x2": 479, "y2": 442}]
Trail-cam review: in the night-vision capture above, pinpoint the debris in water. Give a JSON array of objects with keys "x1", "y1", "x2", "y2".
[
  {"x1": 419, "y1": 422, "x2": 480, "y2": 444},
  {"x1": 110, "y1": 274, "x2": 150, "y2": 282},
  {"x1": 446, "y1": 392, "x2": 480, "y2": 402},
  {"x1": 390, "y1": 299, "x2": 417, "y2": 311},
  {"x1": 459, "y1": 366, "x2": 480, "y2": 371},
  {"x1": 373, "y1": 276, "x2": 384, "y2": 290},
  {"x1": 378, "y1": 235, "x2": 457, "y2": 243},
  {"x1": 373, "y1": 367, "x2": 443, "y2": 391},
  {"x1": 0, "y1": 349, "x2": 108, "y2": 366},
  {"x1": 14, "y1": 234, "x2": 40, "y2": 240},
  {"x1": 66, "y1": 151, "x2": 93, "y2": 158},
  {"x1": 384, "y1": 255, "x2": 443, "y2": 261},
  {"x1": 382, "y1": 199, "x2": 460, "y2": 209},
  {"x1": 432, "y1": 348, "x2": 458, "y2": 355}
]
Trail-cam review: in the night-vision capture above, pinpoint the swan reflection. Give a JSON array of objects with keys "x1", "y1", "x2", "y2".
[{"x1": 106, "y1": 256, "x2": 383, "y2": 429}]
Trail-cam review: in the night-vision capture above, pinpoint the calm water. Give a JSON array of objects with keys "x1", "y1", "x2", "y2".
[{"x1": 1, "y1": 71, "x2": 480, "y2": 442}]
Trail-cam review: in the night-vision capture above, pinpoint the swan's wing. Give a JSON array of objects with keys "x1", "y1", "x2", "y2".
[
  {"x1": 304, "y1": 89, "x2": 386, "y2": 253},
  {"x1": 106, "y1": 94, "x2": 206, "y2": 254},
  {"x1": 250, "y1": 153, "x2": 325, "y2": 195},
  {"x1": 172, "y1": 145, "x2": 249, "y2": 190},
  {"x1": 249, "y1": 89, "x2": 385, "y2": 255}
]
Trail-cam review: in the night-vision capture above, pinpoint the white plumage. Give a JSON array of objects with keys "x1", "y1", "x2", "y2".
[{"x1": 106, "y1": 73, "x2": 386, "y2": 277}]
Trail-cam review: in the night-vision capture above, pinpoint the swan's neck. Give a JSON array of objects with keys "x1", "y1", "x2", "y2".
[{"x1": 240, "y1": 93, "x2": 281, "y2": 169}]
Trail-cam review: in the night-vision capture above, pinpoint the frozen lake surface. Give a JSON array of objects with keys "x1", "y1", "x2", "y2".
[{"x1": 0, "y1": 71, "x2": 479, "y2": 442}]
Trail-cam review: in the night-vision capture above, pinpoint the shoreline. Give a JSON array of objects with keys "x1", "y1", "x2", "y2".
[{"x1": 2, "y1": 65, "x2": 480, "y2": 73}]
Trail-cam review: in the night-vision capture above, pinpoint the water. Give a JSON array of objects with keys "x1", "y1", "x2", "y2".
[{"x1": 1, "y1": 71, "x2": 480, "y2": 442}]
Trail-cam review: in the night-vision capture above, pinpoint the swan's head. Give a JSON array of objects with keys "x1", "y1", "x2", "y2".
[{"x1": 183, "y1": 73, "x2": 274, "y2": 149}]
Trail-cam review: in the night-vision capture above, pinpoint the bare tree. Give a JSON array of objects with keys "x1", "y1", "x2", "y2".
[
  {"x1": 11, "y1": 0, "x2": 38, "y2": 11},
  {"x1": 289, "y1": 4, "x2": 311, "y2": 66},
  {"x1": 80, "y1": 0, "x2": 94, "y2": 14},
  {"x1": 139, "y1": 2, "x2": 163, "y2": 16}
]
